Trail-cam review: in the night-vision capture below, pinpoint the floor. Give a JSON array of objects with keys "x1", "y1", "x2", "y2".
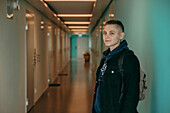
[{"x1": 29, "y1": 59, "x2": 96, "y2": 113}]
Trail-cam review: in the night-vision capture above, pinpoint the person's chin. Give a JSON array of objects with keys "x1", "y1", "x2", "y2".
[{"x1": 105, "y1": 43, "x2": 111, "y2": 47}]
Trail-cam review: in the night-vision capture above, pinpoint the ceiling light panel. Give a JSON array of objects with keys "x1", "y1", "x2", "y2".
[
  {"x1": 64, "y1": 22, "x2": 90, "y2": 24},
  {"x1": 68, "y1": 26, "x2": 89, "y2": 28},
  {"x1": 57, "y1": 14, "x2": 92, "y2": 17},
  {"x1": 71, "y1": 29, "x2": 88, "y2": 31},
  {"x1": 44, "y1": 0, "x2": 96, "y2": 1},
  {"x1": 73, "y1": 32, "x2": 87, "y2": 35}
]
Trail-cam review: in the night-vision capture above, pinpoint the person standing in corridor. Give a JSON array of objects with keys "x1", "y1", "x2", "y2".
[{"x1": 92, "y1": 20, "x2": 140, "y2": 113}]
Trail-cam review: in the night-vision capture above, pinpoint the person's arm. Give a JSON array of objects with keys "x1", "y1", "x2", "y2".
[{"x1": 120, "y1": 54, "x2": 140, "y2": 113}]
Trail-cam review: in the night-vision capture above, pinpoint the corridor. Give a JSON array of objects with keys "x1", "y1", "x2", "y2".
[
  {"x1": 29, "y1": 59, "x2": 96, "y2": 113},
  {"x1": 1, "y1": 0, "x2": 170, "y2": 113}
]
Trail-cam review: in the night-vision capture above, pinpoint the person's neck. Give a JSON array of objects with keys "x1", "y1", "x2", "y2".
[{"x1": 110, "y1": 43, "x2": 120, "y2": 51}]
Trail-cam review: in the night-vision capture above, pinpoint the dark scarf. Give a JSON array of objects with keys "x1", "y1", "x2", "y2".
[{"x1": 94, "y1": 40, "x2": 129, "y2": 113}]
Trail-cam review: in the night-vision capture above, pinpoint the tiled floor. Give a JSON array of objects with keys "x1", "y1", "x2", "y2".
[{"x1": 29, "y1": 59, "x2": 96, "y2": 113}]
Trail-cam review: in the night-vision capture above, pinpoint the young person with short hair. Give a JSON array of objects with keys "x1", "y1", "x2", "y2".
[{"x1": 92, "y1": 20, "x2": 140, "y2": 113}]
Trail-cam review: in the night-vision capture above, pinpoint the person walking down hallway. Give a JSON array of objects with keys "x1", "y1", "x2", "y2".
[{"x1": 92, "y1": 20, "x2": 140, "y2": 113}]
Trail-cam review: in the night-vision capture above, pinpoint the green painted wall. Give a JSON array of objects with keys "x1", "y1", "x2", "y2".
[
  {"x1": 114, "y1": 0, "x2": 170, "y2": 113},
  {"x1": 71, "y1": 35, "x2": 77, "y2": 58},
  {"x1": 71, "y1": 35, "x2": 89, "y2": 58},
  {"x1": 150, "y1": 1, "x2": 170, "y2": 113}
]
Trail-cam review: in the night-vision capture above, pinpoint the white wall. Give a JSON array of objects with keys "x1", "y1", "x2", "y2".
[
  {"x1": 33, "y1": 11, "x2": 48, "y2": 103},
  {"x1": 47, "y1": 25, "x2": 56, "y2": 84},
  {"x1": 0, "y1": 1, "x2": 58, "y2": 112},
  {"x1": 77, "y1": 37, "x2": 89, "y2": 59},
  {"x1": 0, "y1": 0, "x2": 26, "y2": 113},
  {"x1": 56, "y1": 28, "x2": 61, "y2": 74}
]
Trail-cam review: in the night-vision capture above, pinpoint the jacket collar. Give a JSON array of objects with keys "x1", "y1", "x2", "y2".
[{"x1": 102, "y1": 40, "x2": 129, "y2": 61}]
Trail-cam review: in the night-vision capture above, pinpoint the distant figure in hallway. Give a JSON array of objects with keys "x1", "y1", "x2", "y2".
[{"x1": 92, "y1": 20, "x2": 140, "y2": 113}]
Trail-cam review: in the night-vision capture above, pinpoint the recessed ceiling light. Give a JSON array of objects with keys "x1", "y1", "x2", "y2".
[
  {"x1": 53, "y1": 14, "x2": 57, "y2": 17},
  {"x1": 48, "y1": 26, "x2": 52, "y2": 29},
  {"x1": 71, "y1": 29, "x2": 88, "y2": 31},
  {"x1": 44, "y1": 0, "x2": 96, "y2": 2},
  {"x1": 73, "y1": 32, "x2": 87, "y2": 35},
  {"x1": 57, "y1": 18, "x2": 60, "y2": 21},
  {"x1": 57, "y1": 14, "x2": 92, "y2": 17},
  {"x1": 64, "y1": 22, "x2": 90, "y2": 24},
  {"x1": 78, "y1": 33, "x2": 82, "y2": 37},
  {"x1": 44, "y1": 3, "x2": 48, "y2": 7},
  {"x1": 68, "y1": 26, "x2": 89, "y2": 28},
  {"x1": 41, "y1": 21, "x2": 44, "y2": 24}
]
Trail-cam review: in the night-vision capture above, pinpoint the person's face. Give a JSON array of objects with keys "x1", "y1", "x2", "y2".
[{"x1": 103, "y1": 24, "x2": 124, "y2": 51}]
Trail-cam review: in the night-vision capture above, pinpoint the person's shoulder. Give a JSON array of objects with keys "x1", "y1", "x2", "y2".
[
  {"x1": 126, "y1": 49, "x2": 134, "y2": 56},
  {"x1": 124, "y1": 50, "x2": 139, "y2": 66}
]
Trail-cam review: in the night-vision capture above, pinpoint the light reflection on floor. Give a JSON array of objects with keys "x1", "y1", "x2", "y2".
[{"x1": 29, "y1": 59, "x2": 96, "y2": 113}]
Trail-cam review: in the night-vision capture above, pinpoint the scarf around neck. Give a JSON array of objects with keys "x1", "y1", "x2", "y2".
[{"x1": 100, "y1": 40, "x2": 129, "y2": 76}]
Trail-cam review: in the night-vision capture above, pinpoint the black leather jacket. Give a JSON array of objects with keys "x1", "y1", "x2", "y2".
[{"x1": 92, "y1": 50, "x2": 140, "y2": 113}]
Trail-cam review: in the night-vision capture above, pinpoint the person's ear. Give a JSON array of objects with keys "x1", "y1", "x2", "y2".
[{"x1": 120, "y1": 32, "x2": 125, "y2": 40}]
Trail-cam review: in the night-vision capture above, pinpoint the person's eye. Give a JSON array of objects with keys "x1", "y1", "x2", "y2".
[
  {"x1": 110, "y1": 32, "x2": 114, "y2": 35},
  {"x1": 103, "y1": 31, "x2": 107, "y2": 35}
]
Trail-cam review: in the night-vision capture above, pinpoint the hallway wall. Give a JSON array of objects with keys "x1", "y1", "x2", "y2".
[
  {"x1": 47, "y1": 26, "x2": 56, "y2": 84},
  {"x1": 77, "y1": 37, "x2": 89, "y2": 59},
  {"x1": 33, "y1": 11, "x2": 49, "y2": 103},
  {"x1": 114, "y1": 0, "x2": 170, "y2": 113},
  {"x1": 25, "y1": 0, "x2": 71, "y2": 106},
  {"x1": 0, "y1": 1, "x2": 70, "y2": 113},
  {"x1": 0, "y1": 0, "x2": 26, "y2": 113},
  {"x1": 71, "y1": 35, "x2": 78, "y2": 58}
]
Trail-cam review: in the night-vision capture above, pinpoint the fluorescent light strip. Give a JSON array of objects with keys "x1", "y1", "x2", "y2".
[
  {"x1": 73, "y1": 32, "x2": 87, "y2": 35},
  {"x1": 48, "y1": 26, "x2": 52, "y2": 29},
  {"x1": 71, "y1": 29, "x2": 88, "y2": 31},
  {"x1": 53, "y1": 14, "x2": 57, "y2": 17},
  {"x1": 57, "y1": 14, "x2": 92, "y2": 17},
  {"x1": 44, "y1": 3, "x2": 48, "y2": 7},
  {"x1": 40, "y1": 0, "x2": 48, "y2": 8},
  {"x1": 68, "y1": 26, "x2": 89, "y2": 28},
  {"x1": 57, "y1": 18, "x2": 60, "y2": 21},
  {"x1": 65, "y1": 22, "x2": 90, "y2": 24},
  {"x1": 44, "y1": 0, "x2": 96, "y2": 2}
]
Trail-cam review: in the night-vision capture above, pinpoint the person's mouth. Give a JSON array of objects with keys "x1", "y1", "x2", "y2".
[{"x1": 105, "y1": 40, "x2": 111, "y2": 42}]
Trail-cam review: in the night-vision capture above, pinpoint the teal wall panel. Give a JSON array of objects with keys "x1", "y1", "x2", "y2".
[
  {"x1": 150, "y1": 1, "x2": 170, "y2": 113},
  {"x1": 114, "y1": 0, "x2": 170, "y2": 113},
  {"x1": 71, "y1": 35, "x2": 77, "y2": 58},
  {"x1": 71, "y1": 35, "x2": 89, "y2": 58}
]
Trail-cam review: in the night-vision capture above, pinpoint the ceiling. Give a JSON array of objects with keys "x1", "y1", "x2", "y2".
[
  {"x1": 26, "y1": 0, "x2": 113, "y2": 35},
  {"x1": 44, "y1": 0, "x2": 96, "y2": 35}
]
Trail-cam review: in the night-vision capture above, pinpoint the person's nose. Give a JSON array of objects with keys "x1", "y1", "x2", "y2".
[{"x1": 105, "y1": 34, "x2": 110, "y2": 38}]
